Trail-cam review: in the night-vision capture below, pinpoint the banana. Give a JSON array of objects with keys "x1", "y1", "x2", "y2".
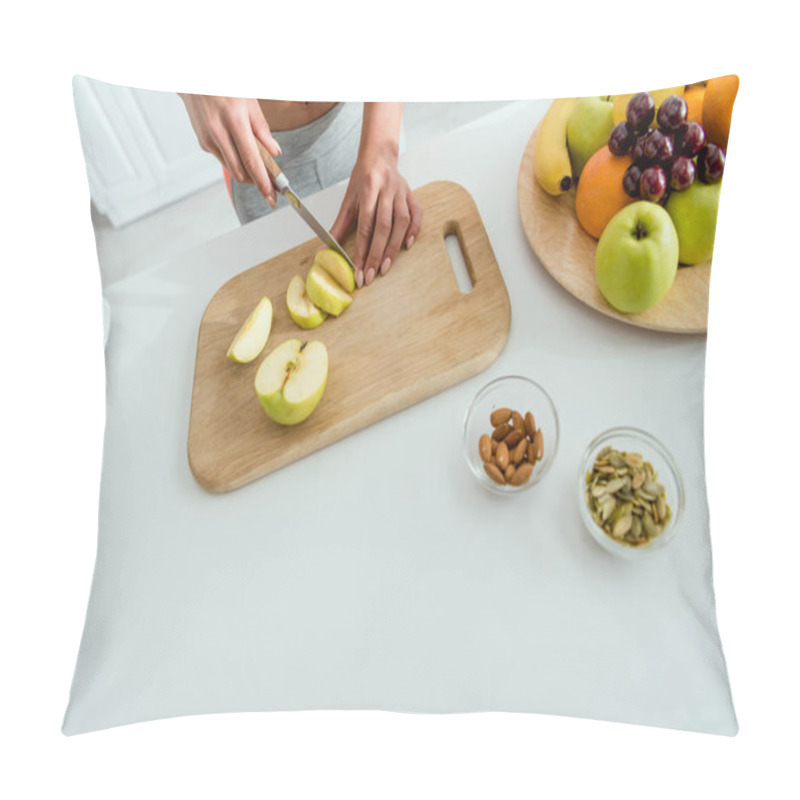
[{"x1": 533, "y1": 98, "x2": 578, "y2": 196}]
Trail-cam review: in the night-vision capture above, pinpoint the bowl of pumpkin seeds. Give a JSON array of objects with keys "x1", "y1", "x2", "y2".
[{"x1": 579, "y1": 427, "x2": 684, "y2": 557}]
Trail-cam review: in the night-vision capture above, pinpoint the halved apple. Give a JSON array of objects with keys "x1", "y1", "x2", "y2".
[
  {"x1": 255, "y1": 339, "x2": 328, "y2": 425},
  {"x1": 306, "y1": 264, "x2": 353, "y2": 317},
  {"x1": 313, "y1": 248, "x2": 355, "y2": 293},
  {"x1": 226, "y1": 296, "x2": 273, "y2": 363},
  {"x1": 286, "y1": 274, "x2": 326, "y2": 329}
]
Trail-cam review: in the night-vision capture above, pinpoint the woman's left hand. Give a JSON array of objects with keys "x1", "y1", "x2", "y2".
[{"x1": 329, "y1": 105, "x2": 423, "y2": 287}]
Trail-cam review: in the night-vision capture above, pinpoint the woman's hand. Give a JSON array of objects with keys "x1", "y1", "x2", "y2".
[
  {"x1": 329, "y1": 104, "x2": 422, "y2": 286},
  {"x1": 178, "y1": 94, "x2": 281, "y2": 208}
]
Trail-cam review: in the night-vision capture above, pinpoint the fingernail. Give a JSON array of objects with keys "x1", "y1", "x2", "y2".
[
  {"x1": 365, "y1": 268, "x2": 376, "y2": 285},
  {"x1": 268, "y1": 196, "x2": 276, "y2": 210},
  {"x1": 380, "y1": 257, "x2": 392, "y2": 275},
  {"x1": 355, "y1": 269, "x2": 364, "y2": 288},
  {"x1": 272, "y1": 138, "x2": 282, "y2": 155},
  {"x1": 407, "y1": 235, "x2": 415, "y2": 249}
]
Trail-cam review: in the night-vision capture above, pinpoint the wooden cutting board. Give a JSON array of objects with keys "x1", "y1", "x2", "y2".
[
  {"x1": 188, "y1": 181, "x2": 510, "y2": 492},
  {"x1": 518, "y1": 125, "x2": 711, "y2": 334}
]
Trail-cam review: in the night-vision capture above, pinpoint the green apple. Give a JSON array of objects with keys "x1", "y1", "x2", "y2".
[
  {"x1": 286, "y1": 274, "x2": 326, "y2": 329},
  {"x1": 226, "y1": 296, "x2": 273, "y2": 363},
  {"x1": 595, "y1": 201, "x2": 679, "y2": 313},
  {"x1": 313, "y1": 248, "x2": 355, "y2": 292},
  {"x1": 665, "y1": 180, "x2": 721, "y2": 265},
  {"x1": 567, "y1": 95, "x2": 615, "y2": 180},
  {"x1": 255, "y1": 339, "x2": 328, "y2": 425},
  {"x1": 306, "y1": 263, "x2": 353, "y2": 317}
]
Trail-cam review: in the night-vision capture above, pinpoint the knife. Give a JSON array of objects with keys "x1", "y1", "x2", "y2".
[{"x1": 257, "y1": 142, "x2": 357, "y2": 274}]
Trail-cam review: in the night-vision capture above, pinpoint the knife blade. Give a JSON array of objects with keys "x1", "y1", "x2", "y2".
[{"x1": 257, "y1": 142, "x2": 357, "y2": 274}]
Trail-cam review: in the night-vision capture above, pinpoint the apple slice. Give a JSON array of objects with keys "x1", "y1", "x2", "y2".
[
  {"x1": 226, "y1": 296, "x2": 273, "y2": 363},
  {"x1": 255, "y1": 339, "x2": 328, "y2": 425},
  {"x1": 286, "y1": 274, "x2": 326, "y2": 329},
  {"x1": 313, "y1": 248, "x2": 355, "y2": 292},
  {"x1": 306, "y1": 264, "x2": 353, "y2": 317}
]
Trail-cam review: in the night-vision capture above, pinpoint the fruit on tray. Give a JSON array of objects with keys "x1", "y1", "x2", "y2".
[
  {"x1": 533, "y1": 97, "x2": 579, "y2": 195},
  {"x1": 226, "y1": 296, "x2": 273, "y2": 363},
  {"x1": 532, "y1": 81, "x2": 732, "y2": 315},
  {"x1": 306, "y1": 263, "x2": 353, "y2": 316},
  {"x1": 575, "y1": 147, "x2": 635, "y2": 239},
  {"x1": 566, "y1": 96, "x2": 615, "y2": 180},
  {"x1": 665, "y1": 180, "x2": 721, "y2": 265},
  {"x1": 611, "y1": 86, "x2": 684, "y2": 126},
  {"x1": 702, "y1": 75, "x2": 739, "y2": 151},
  {"x1": 286, "y1": 275, "x2": 326, "y2": 329},
  {"x1": 255, "y1": 339, "x2": 328, "y2": 425},
  {"x1": 595, "y1": 201, "x2": 679, "y2": 313},
  {"x1": 312, "y1": 247, "x2": 356, "y2": 293}
]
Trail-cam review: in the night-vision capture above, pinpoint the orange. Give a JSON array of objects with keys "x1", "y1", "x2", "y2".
[
  {"x1": 702, "y1": 75, "x2": 739, "y2": 150},
  {"x1": 683, "y1": 83, "x2": 705, "y2": 125},
  {"x1": 575, "y1": 146, "x2": 635, "y2": 240}
]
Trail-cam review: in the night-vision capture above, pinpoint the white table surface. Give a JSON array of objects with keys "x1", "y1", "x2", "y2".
[{"x1": 63, "y1": 100, "x2": 737, "y2": 736}]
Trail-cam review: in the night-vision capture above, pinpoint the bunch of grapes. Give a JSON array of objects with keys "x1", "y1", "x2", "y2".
[{"x1": 607, "y1": 92, "x2": 725, "y2": 205}]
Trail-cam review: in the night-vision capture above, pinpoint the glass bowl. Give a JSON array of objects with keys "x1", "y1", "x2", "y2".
[
  {"x1": 579, "y1": 427, "x2": 685, "y2": 558},
  {"x1": 463, "y1": 375, "x2": 559, "y2": 494}
]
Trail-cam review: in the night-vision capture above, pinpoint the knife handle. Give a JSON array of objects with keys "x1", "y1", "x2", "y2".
[{"x1": 256, "y1": 141, "x2": 289, "y2": 193}]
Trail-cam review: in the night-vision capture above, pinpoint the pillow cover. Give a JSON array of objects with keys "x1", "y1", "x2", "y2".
[{"x1": 63, "y1": 76, "x2": 738, "y2": 736}]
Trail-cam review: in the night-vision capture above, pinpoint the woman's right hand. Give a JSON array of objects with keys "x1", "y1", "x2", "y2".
[{"x1": 178, "y1": 94, "x2": 281, "y2": 208}]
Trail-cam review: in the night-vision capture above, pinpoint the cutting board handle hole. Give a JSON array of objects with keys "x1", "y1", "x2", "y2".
[{"x1": 444, "y1": 226, "x2": 473, "y2": 294}]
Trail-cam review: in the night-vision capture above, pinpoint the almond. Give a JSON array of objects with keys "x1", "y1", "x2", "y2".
[
  {"x1": 524, "y1": 411, "x2": 536, "y2": 440},
  {"x1": 496, "y1": 441, "x2": 510, "y2": 471},
  {"x1": 484, "y1": 462, "x2": 506, "y2": 485},
  {"x1": 490, "y1": 408, "x2": 512, "y2": 427},
  {"x1": 509, "y1": 462, "x2": 533, "y2": 486},
  {"x1": 511, "y1": 410, "x2": 525, "y2": 431},
  {"x1": 504, "y1": 429, "x2": 524, "y2": 448},
  {"x1": 533, "y1": 428, "x2": 544, "y2": 461},
  {"x1": 512, "y1": 439, "x2": 527, "y2": 464},
  {"x1": 479, "y1": 434, "x2": 492, "y2": 463},
  {"x1": 492, "y1": 422, "x2": 512, "y2": 441},
  {"x1": 527, "y1": 442, "x2": 537, "y2": 463},
  {"x1": 505, "y1": 463, "x2": 516, "y2": 482}
]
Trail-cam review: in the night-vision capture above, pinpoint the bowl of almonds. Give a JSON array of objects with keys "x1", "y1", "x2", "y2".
[
  {"x1": 463, "y1": 376, "x2": 559, "y2": 494},
  {"x1": 579, "y1": 427, "x2": 685, "y2": 557}
]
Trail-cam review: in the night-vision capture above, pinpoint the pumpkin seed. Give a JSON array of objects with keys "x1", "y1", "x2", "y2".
[{"x1": 585, "y1": 445, "x2": 672, "y2": 548}]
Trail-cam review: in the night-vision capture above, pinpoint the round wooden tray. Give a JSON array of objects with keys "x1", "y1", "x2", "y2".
[{"x1": 517, "y1": 126, "x2": 710, "y2": 334}]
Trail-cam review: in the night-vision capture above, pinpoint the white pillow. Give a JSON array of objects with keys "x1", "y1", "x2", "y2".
[{"x1": 64, "y1": 79, "x2": 737, "y2": 736}]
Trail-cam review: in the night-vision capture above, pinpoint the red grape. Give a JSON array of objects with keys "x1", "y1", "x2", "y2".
[
  {"x1": 639, "y1": 166, "x2": 668, "y2": 202},
  {"x1": 632, "y1": 130, "x2": 655, "y2": 164},
  {"x1": 677, "y1": 121, "x2": 706, "y2": 156},
  {"x1": 623, "y1": 164, "x2": 643, "y2": 198},
  {"x1": 643, "y1": 130, "x2": 674, "y2": 165},
  {"x1": 697, "y1": 144, "x2": 725, "y2": 183},
  {"x1": 608, "y1": 122, "x2": 636, "y2": 156},
  {"x1": 626, "y1": 92, "x2": 655, "y2": 132},
  {"x1": 669, "y1": 156, "x2": 696, "y2": 191},
  {"x1": 657, "y1": 95, "x2": 688, "y2": 132}
]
